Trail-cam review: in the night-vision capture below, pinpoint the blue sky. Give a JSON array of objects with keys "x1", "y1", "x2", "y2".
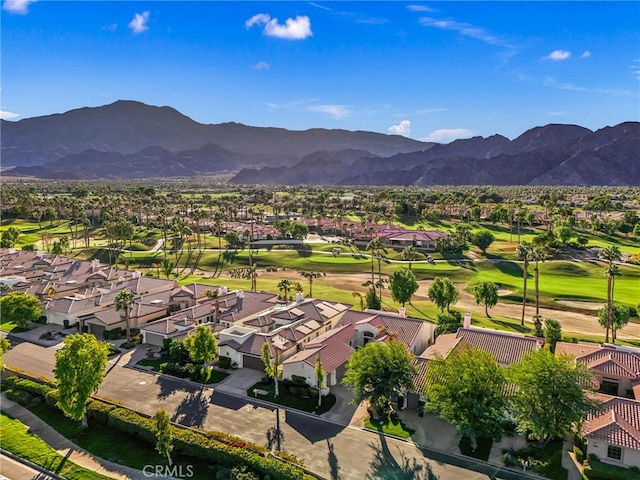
[{"x1": 2, "y1": 1, "x2": 639, "y2": 142}]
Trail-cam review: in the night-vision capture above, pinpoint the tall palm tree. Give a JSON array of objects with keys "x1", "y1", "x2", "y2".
[
  {"x1": 299, "y1": 270, "x2": 322, "y2": 298},
  {"x1": 115, "y1": 289, "x2": 135, "y2": 344},
  {"x1": 604, "y1": 264, "x2": 622, "y2": 343},
  {"x1": 351, "y1": 291, "x2": 364, "y2": 310},
  {"x1": 515, "y1": 242, "x2": 533, "y2": 326},
  {"x1": 205, "y1": 289, "x2": 220, "y2": 322},
  {"x1": 599, "y1": 245, "x2": 622, "y2": 343},
  {"x1": 367, "y1": 236, "x2": 387, "y2": 301},
  {"x1": 401, "y1": 245, "x2": 418, "y2": 271},
  {"x1": 277, "y1": 278, "x2": 292, "y2": 303},
  {"x1": 531, "y1": 246, "x2": 549, "y2": 323}
]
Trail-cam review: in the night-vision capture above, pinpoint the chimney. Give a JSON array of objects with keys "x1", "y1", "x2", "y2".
[
  {"x1": 236, "y1": 290, "x2": 244, "y2": 311},
  {"x1": 220, "y1": 286, "x2": 228, "y2": 295},
  {"x1": 296, "y1": 292, "x2": 304, "y2": 303},
  {"x1": 398, "y1": 307, "x2": 406, "y2": 318},
  {"x1": 463, "y1": 312, "x2": 471, "y2": 329}
]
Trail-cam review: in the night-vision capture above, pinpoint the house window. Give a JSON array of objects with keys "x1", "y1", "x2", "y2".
[{"x1": 607, "y1": 445, "x2": 622, "y2": 461}]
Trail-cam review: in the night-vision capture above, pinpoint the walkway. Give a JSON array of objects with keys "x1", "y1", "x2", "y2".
[{"x1": 1, "y1": 394, "x2": 162, "y2": 480}]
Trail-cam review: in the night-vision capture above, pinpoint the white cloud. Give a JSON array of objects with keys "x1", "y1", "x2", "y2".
[
  {"x1": 543, "y1": 50, "x2": 571, "y2": 61},
  {"x1": 388, "y1": 120, "x2": 411, "y2": 137},
  {"x1": 418, "y1": 16, "x2": 508, "y2": 48},
  {"x1": 417, "y1": 108, "x2": 447, "y2": 114},
  {"x1": 407, "y1": 5, "x2": 435, "y2": 12},
  {"x1": 252, "y1": 61, "x2": 271, "y2": 70},
  {"x1": 420, "y1": 128, "x2": 474, "y2": 144},
  {"x1": 2, "y1": 0, "x2": 35, "y2": 14},
  {"x1": 308, "y1": 104, "x2": 350, "y2": 119},
  {"x1": 0, "y1": 110, "x2": 20, "y2": 120},
  {"x1": 245, "y1": 13, "x2": 312, "y2": 40},
  {"x1": 245, "y1": 13, "x2": 271, "y2": 29},
  {"x1": 543, "y1": 75, "x2": 639, "y2": 97},
  {"x1": 103, "y1": 23, "x2": 118, "y2": 32},
  {"x1": 129, "y1": 11, "x2": 150, "y2": 34},
  {"x1": 581, "y1": 51, "x2": 591, "y2": 58},
  {"x1": 631, "y1": 59, "x2": 640, "y2": 80}
]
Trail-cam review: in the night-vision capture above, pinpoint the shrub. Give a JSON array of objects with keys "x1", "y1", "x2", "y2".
[
  {"x1": 87, "y1": 400, "x2": 117, "y2": 425},
  {"x1": 63, "y1": 319, "x2": 70, "y2": 328},
  {"x1": 218, "y1": 356, "x2": 232, "y2": 369},
  {"x1": 573, "y1": 445, "x2": 584, "y2": 464},
  {"x1": 45, "y1": 389, "x2": 59, "y2": 407},
  {"x1": 291, "y1": 375, "x2": 307, "y2": 384},
  {"x1": 103, "y1": 327, "x2": 122, "y2": 340},
  {"x1": 8, "y1": 377, "x2": 52, "y2": 399},
  {"x1": 289, "y1": 386, "x2": 310, "y2": 397}
]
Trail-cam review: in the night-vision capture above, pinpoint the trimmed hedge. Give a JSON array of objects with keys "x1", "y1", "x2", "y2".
[{"x1": 5, "y1": 376, "x2": 314, "y2": 480}]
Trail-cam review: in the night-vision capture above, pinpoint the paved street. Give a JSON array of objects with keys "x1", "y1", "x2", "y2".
[
  {"x1": 0, "y1": 453, "x2": 59, "y2": 480},
  {"x1": 4, "y1": 340, "x2": 539, "y2": 480}
]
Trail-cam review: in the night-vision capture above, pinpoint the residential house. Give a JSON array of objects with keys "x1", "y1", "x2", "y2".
[
  {"x1": 556, "y1": 342, "x2": 640, "y2": 400},
  {"x1": 582, "y1": 393, "x2": 640, "y2": 468}
]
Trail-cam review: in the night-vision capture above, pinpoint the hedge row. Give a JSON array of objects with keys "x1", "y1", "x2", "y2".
[{"x1": 5, "y1": 376, "x2": 314, "y2": 480}]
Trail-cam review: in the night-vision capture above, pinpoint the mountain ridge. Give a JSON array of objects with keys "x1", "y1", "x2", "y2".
[{"x1": 2, "y1": 100, "x2": 638, "y2": 185}]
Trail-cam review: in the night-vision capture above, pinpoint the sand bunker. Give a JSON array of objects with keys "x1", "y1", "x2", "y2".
[{"x1": 555, "y1": 300, "x2": 604, "y2": 311}]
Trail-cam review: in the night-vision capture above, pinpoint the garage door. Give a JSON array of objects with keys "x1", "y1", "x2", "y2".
[
  {"x1": 89, "y1": 324, "x2": 105, "y2": 339},
  {"x1": 243, "y1": 355, "x2": 265, "y2": 371},
  {"x1": 145, "y1": 332, "x2": 166, "y2": 347}
]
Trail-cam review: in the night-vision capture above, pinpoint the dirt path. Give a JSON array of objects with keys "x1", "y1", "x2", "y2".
[{"x1": 256, "y1": 269, "x2": 640, "y2": 341}]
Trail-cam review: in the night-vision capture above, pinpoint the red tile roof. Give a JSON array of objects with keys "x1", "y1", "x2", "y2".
[
  {"x1": 454, "y1": 328, "x2": 542, "y2": 365},
  {"x1": 583, "y1": 395, "x2": 640, "y2": 450}
]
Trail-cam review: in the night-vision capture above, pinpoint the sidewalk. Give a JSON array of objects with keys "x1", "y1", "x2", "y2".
[{"x1": 1, "y1": 394, "x2": 167, "y2": 480}]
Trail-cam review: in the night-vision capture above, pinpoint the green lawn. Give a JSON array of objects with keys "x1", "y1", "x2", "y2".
[
  {"x1": 364, "y1": 415, "x2": 415, "y2": 439},
  {"x1": 24, "y1": 404, "x2": 218, "y2": 480},
  {"x1": 246, "y1": 380, "x2": 336, "y2": 415},
  {"x1": 0, "y1": 321, "x2": 31, "y2": 333},
  {"x1": 0, "y1": 411, "x2": 116, "y2": 480}
]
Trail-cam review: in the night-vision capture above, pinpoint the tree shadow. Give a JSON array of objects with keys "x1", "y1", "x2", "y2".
[
  {"x1": 493, "y1": 260, "x2": 523, "y2": 277},
  {"x1": 171, "y1": 389, "x2": 210, "y2": 427},
  {"x1": 155, "y1": 374, "x2": 191, "y2": 400},
  {"x1": 266, "y1": 409, "x2": 285, "y2": 451},
  {"x1": 366, "y1": 436, "x2": 438, "y2": 480},
  {"x1": 327, "y1": 439, "x2": 340, "y2": 480}
]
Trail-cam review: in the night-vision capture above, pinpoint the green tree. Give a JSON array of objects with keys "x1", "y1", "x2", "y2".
[
  {"x1": 114, "y1": 289, "x2": 135, "y2": 344},
  {"x1": 0, "y1": 291, "x2": 42, "y2": 329},
  {"x1": 425, "y1": 346, "x2": 506, "y2": 444},
  {"x1": 543, "y1": 318, "x2": 562, "y2": 353},
  {"x1": 54, "y1": 333, "x2": 109, "y2": 428},
  {"x1": 342, "y1": 340, "x2": 416, "y2": 414},
  {"x1": 261, "y1": 342, "x2": 281, "y2": 397},
  {"x1": 599, "y1": 245, "x2": 621, "y2": 343},
  {"x1": 400, "y1": 245, "x2": 418, "y2": 271},
  {"x1": 428, "y1": 277, "x2": 459, "y2": 312},
  {"x1": 364, "y1": 287, "x2": 381, "y2": 310},
  {"x1": 315, "y1": 354, "x2": 325, "y2": 408},
  {"x1": 470, "y1": 231, "x2": 495, "y2": 255},
  {"x1": 153, "y1": 409, "x2": 174, "y2": 465},
  {"x1": 435, "y1": 311, "x2": 463, "y2": 336},
  {"x1": 183, "y1": 324, "x2": 217, "y2": 384},
  {"x1": 507, "y1": 349, "x2": 594, "y2": 445},
  {"x1": 531, "y1": 246, "x2": 549, "y2": 321},
  {"x1": 277, "y1": 278, "x2": 293, "y2": 302},
  {"x1": 299, "y1": 270, "x2": 322, "y2": 298},
  {"x1": 598, "y1": 304, "x2": 630, "y2": 345},
  {"x1": 515, "y1": 242, "x2": 533, "y2": 326},
  {"x1": 388, "y1": 268, "x2": 419, "y2": 307},
  {"x1": 0, "y1": 337, "x2": 11, "y2": 370},
  {"x1": 161, "y1": 257, "x2": 175, "y2": 279},
  {"x1": 473, "y1": 281, "x2": 499, "y2": 318},
  {"x1": 1, "y1": 227, "x2": 21, "y2": 248}
]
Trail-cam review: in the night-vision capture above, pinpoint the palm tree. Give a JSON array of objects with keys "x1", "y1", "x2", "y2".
[
  {"x1": 366, "y1": 236, "x2": 387, "y2": 302},
  {"x1": 604, "y1": 264, "x2": 622, "y2": 343},
  {"x1": 599, "y1": 245, "x2": 622, "y2": 342},
  {"x1": 515, "y1": 242, "x2": 533, "y2": 326},
  {"x1": 205, "y1": 289, "x2": 220, "y2": 322},
  {"x1": 401, "y1": 245, "x2": 418, "y2": 271},
  {"x1": 299, "y1": 270, "x2": 322, "y2": 298},
  {"x1": 531, "y1": 246, "x2": 549, "y2": 322},
  {"x1": 115, "y1": 289, "x2": 135, "y2": 344},
  {"x1": 277, "y1": 278, "x2": 293, "y2": 303},
  {"x1": 352, "y1": 291, "x2": 364, "y2": 310}
]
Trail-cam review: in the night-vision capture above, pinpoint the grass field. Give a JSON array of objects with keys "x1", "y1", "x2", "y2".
[{"x1": 0, "y1": 411, "x2": 116, "y2": 480}]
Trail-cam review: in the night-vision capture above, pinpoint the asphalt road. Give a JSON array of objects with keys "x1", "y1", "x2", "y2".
[
  {"x1": 4, "y1": 340, "x2": 537, "y2": 480},
  {"x1": 0, "y1": 453, "x2": 59, "y2": 480}
]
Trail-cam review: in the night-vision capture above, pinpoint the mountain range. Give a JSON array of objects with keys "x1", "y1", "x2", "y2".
[{"x1": 2, "y1": 100, "x2": 638, "y2": 185}]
